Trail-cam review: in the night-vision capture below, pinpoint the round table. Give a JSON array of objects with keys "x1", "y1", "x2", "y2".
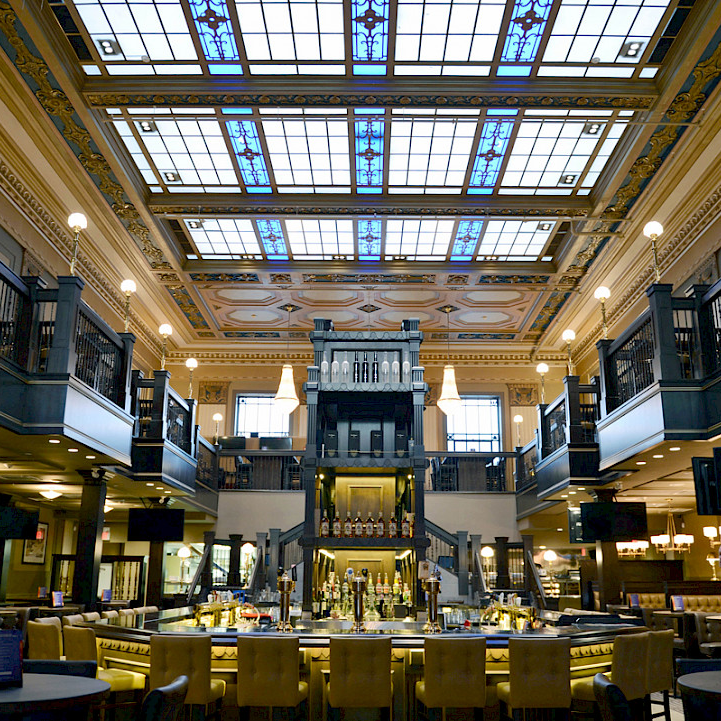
[
  {"x1": 677, "y1": 671, "x2": 721, "y2": 721},
  {"x1": 0, "y1": 673, "x2": 110, "y2": 718}
]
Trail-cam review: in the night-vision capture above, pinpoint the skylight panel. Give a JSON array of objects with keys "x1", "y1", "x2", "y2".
[
  {"x1": 285, "y1": 219, "x2": 354, "y2": 259},
  {"x1": 227, "y1": 121, "x2": 271, "y2": 190},
  {"x1": 581, "y1": 120, "x2": 627, "y2": 187},
  {"x1": 186, "y1": 219, "x2": 262, "y2": 257},
  {"x1": 543, "y1": 0, "x2": 670, "y2": 65},
  {"x1": 468, "y1": 119, "x2": 514, "y2": 192},
  {"x1": 355, "y1": 118, "x2": 384, "y2": 189},
  {"x1": 477, "y1": 220, "x2": 552, "y2": 260},
  {"x1": 73, "y1": 0, "x2": 196, "y2": 66},
  {"x1": 500, "y1": 0, "x2": 554, "y2": 63},
  {"x1": 385, "y1": 218, "x2": 454, "y2": 260},
  {"x1": 451, "y1": 221, "x2": 483, "y2": 260},
  {"x1": 352, "y1": 0, "x2": 390, "y2": 62},
  {"x1": 395, "y1": 0, "x2": 505, "y2": 63},
  {"x1": 262, "y1": 119, "x2": 350, "y2": 187},
  {"x1": 389, "y1": 119, "x2": 475, "y2": 189},
  {"x1": 256, "y1": 219, "x2": 289, "y2": 258},
  {"x1": 357, "y1": 219, "x2": 382, "y2": 260},
  {"x1": 235, "y1": 0, "x2": 344, "y2": 61},
  {"x1": 189, "y1": 0, "x2": 240, "y2": 61}
]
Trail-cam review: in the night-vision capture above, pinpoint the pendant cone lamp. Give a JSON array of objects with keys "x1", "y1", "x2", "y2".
[
  {"x1": 437, "y1": 305, "x2": 461, "y2": 416},
  {"x1": 274, "y1": 304, "x2": 299, "y2": 415}
]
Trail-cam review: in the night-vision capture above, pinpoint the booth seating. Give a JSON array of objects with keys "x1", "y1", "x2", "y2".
[
  {"x1": 118, "y1": 609, "x2": 134, "y2": 617},
  {"x1": 593, "y1": 674, "x2": 632, "y2": 721},
  {"x1": 677, "y1": 596, "x2": 721, "y2": 612},
  {"x1": 134, "y1": 606, "x2": 159, "y2": 615},
  {"x1": 627, "y1": 593, "x2": 666, "y2": 609},
  {"x1": 27, "y1": 619, "x2": 62, "y2": 660},
  {"x1": 236, "y1": 636, "x2": 308, "y2": 721},
  {"x1": 687, "y1": 612, "x2": 721, "y2": 657}
]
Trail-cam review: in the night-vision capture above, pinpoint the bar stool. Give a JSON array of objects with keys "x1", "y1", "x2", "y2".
[
  {"x1": 327, "y1": 636, "x2": 392, "y2": 721},
  {"x1": 27, "y1": 619, "x2": 62, "y2": 660},
  {"x1": 496, "y1": 637, "x2": 571, "y2": 720},
  {"x1": 237, "y1": 636, "x2": 308, "y2": 721},
  {"x1": 646, "y1": 629, "x2": 674, "y2": 721},
  {"x1": 150, "y1": 634, "x2": 226, "y2": 721},
  {"x1": 415, "y1": 636, "x2": 486, "y2": 720},
  {"x1": 61, "y1": 613, "x2": 85, "y2": 626},
  {"x1": 101, "y1": 610, "x2": 119, "y2": 620},
  {"x1": 82, "y1": 611, "x2": 101, "y2": 622},
  {"x1": 118, "y1": 608, "x2": 134, "y2": 617}
]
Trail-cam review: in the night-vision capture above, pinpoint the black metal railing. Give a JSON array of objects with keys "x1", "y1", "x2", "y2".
[
  {"x1": 546, "y1": 398, "x2": 567, "y2": 454},
  {"x1": 707, "y1": 288, "x2": 721, "y2": 374},
  {"x1": 75, "y1": 309, "x2": 124, "y2": 405},
  {"x1": 673, "y1": 307, "x2": 697, "y2": 380},
  {"x1": 427, "y1": 452, "x2": 513, "y2": 492},
  {"x1": 167, "y1": 392, "x2": 191, "y2": 453},
  {"x1": 33, "y1": 301, "x2": 56, "y2": 374},
  {"x1": 217, "y1": 450, "x2": 304, "y2": 491},
  {"x1": 425, "y1": 520, "x2": 457, "y2": 573},
  {"x1": 579, "y1": 393, "x2": 599, "y2": 443},
  {"x1": 515, "y1": 440, "x2": 536, "y2": 491},
  {"x1": 196, "y1": 437, "x2": 218, "y2": 490},
  {"x1": 0, "y1": 269, "x2": 29, "y2": 367},
  {"x1": 279, "y1": 522, "x2": 304, "y2": 570}
]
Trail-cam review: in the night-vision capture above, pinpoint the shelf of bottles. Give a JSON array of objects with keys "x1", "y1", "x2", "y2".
[{"x1": 319, "y1": 349, "x2": 412, "y2": 392}]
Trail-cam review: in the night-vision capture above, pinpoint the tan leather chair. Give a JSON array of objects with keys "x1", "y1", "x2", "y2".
[
  {"x1": 101, "y1": 609, "x2": 119, "y2": 619},
  {"x1": 328, "y1": 636, "x2": 392, "y2": 720},
  {"x1": 237, "y1": 636, "x2": 308, "y2": 720},
  {"x1": 81, "y1": 611, "x2": 101, "y2": 622},
  {"x1": 497, "y1": 637, "x2": 571, "y2": 720},
  {"x1": 61, "y1": 613, "x2": 85, "y2": 627},
  {"x1": 64, "y1": 625, "x2": 146, "y2": 692},
  {"x1": 118, "y1": 608, "x2": 134, "y2": 617},
  {"x1": 646, "y1": 629, "x2": 674, "y2": 721},
  {"x1": 150, "y1": 634, "x2": 226, "y2": 720},
  {"x1": 416, "y1": 636, "x2": 486, "y2": 719},
  {"x1": 27, "y1": 619, "x2": 62, "y2": 660}
]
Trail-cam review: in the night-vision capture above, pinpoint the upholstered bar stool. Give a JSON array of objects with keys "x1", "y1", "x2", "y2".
[
  {"x1": 327, "y1": 636, "x2": 393, "y2": 721},
  {"x1": 101, "y1": 610, "x2": 119, "y2": 620},
  {"x1": 496, "y1": 637, "x2": 571, "y2": 720},
  {"x1": 415, "y1": 636, "x2": 487, "y2": 720},
  {"x1": 61, "y1": 613, "x2": 85, "y2": 627},
  {"x1": 27, "y1": 619, "x2": 62, "y2": 660},
  {"x1": 646, "y1": 629, "x2": 674, "y2": 721},
  {"x1": 150, "y1": 634, "x2": 226, "y2": 721},
  {"x1": 118, "y1": 608, "x2": 134, "y2": 617},
  {"x1": 237, "y1": 636, "x2": 308, "y2": 721},
  {"x1": 82, "y1": 611, "x2": 102, "y2": 622}
]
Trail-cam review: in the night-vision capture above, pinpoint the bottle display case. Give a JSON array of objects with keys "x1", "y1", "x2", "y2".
[{"x1": 301, "y1": 319, "x2": 429, "y2": 612}]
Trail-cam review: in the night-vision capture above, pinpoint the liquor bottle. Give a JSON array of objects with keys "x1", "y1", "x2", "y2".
[
  {"x1": 402, "y1": 358, "x2": 411, "y2": 382},
  {"x1": 409, "y1": 513, "x2": 415, "y2": 538},
  {"x1": 401, "y1": 511, "x2": 410, "y2": 538},
  {"x1": 353, "y1": 352, "x2": 360, "y2": 383},
  {"x1": 393, "y1": 573, "x2": 401, "y2": 602},
  {"x1": 375, "y1": 574, "x2": 383, "y2": 600},
  {"x1": 383, "y1": 573, "x2": 390, "y2": 599},
  {"x1": 388, "y1": 511, "x2": 397, "y2": 538},
  {"x1": 320, "y1": 510, "x2": 330, "y2": 537},
  {"x1": 332, "y1": 510, "x2": 342, "y2": 538},
  {"x1": 354, "y1": 510, "x2": 364, "y2": 538},
  {"x1": 372, "y1": 352, "x2": 379, "y2": 383},
  {"x1": 365, "y1": 510, "x2": 374, "y2": 538},
  {"x1": 320, "y1": 357, "x2": 329, "y2": 382},
  {"x1": 375, "y1": 510, "x2": 385, "y2": 537},
  {"x1": 391, "y1": 356, "x2": 400, "y2": 383},
  {"x1": 362, "y1": 353, "x2": 369, "y2": 384},
  {"x1": 380, "y1": 351, "x2": 390, "y2": 383},
  {"x1": 330, "y1": 354, "x2": 339, "y2": 383},
  {"x1": 341, "y1": 351, "x2": 350, "y2": 383},
  {"x1": 343, "y1": 511, "x2": 353, "y2": 538}
]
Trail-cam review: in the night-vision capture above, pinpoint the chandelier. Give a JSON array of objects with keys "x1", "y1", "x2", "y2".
[
  {"x1": 616, "y1": 540, "x2": 649, "y2": 558},
  {"x1": 650, "y1": 501, "x2": 694, "y2": 553}
]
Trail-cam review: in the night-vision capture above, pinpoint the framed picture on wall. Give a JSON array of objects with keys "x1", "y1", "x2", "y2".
[{"x1": 22, "y1": 522, "x2": 48, "y2": 565}]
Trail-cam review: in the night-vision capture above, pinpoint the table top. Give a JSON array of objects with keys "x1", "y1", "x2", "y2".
[
  {"x1": 0, "y1": 673, "x2": 110, "y2": 713},
  {"x1": 678, "y1": 671, "x2": 721, "y2": 698}
]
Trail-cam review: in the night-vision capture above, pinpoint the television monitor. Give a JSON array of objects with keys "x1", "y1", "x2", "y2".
[
  {"x1": 693, "y1": 456, "x2": 721, "y2": 515},
  {"x1": 579, "y1": 502, "x2": 648, "y2": 542},
  {"x1": 127, "y1": 508, "x2": 184, "y2": 542},
  {"x1": 0, "y1": 508, "x2": 39, "y2": 539},
  {"x1": 568, "y1": 507, "x2": 584, "y2": 544}
]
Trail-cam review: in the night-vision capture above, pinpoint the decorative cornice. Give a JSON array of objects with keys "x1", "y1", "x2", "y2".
[
  {"x1": 301, "y1": 273, "x2": 435, "y2": 284},
  {"x1": 86, "y1": 93, "x2": 653, "y2": 110}
]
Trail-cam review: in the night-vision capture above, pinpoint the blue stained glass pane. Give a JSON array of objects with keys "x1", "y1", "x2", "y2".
[
  {"x1": 501, "y1": 0, "x2": 553, "y2": 63},
  {"x1": 257, "y1": 220, "x2": 289, "y2": 259},
  {"x1": 209, "y1": 64, "x2": 244, "y2": 74},
  {"x1": 469, "y1": 121, "x2": 514, "y2": 190},
  {"x1": 353, "y1": 64, "x2": 388, "y2": 75},
  {"x1": 451, "y1": 221, "x2": 483, "y2": 260},
  {"x1": 227, "y1": 121, "x2": 271, "y2": 188},
  {"x1": 497, "y1": 65, "x2": 532, "y2": 76},
  {"x1": 188, "y1": 0, "x2": 240, "y2": 61},
  {"x1": 357, "y1": 220, "x2": 382, "y2": 259},
  {"x1": 222, "y1": 108, "x2": 253, "y2": 114},
  {"x1": 352, "y1": 0, "x2": 389, "y2": 62},
  {"x1": 355, "y1": 119, "x2": 384, "y2": 188}
]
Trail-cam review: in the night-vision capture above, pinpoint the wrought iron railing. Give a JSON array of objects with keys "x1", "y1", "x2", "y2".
[
  {"x1": 196, "y1": 437, "x2": 218, "y2": 490},
  {"x1": 426, "y1": 452, "x2": 514, "y2": 492},
  {"x1": 280, "y1": 522, "x2": 304, "y2": 570},
  {"x1": 0, "y1": 269, "x2": 29, "y2": 367},
  {"x1": 217, "y1": 449, "x2": 304, "y2": 490},
  {"x1": 167, "y1": 392, "x2": 191, "y2": 453},
  {"x1": 425, "y1": 519, "x2": 457, "y2": 573},
  {"x1": 673, "y1": 307, "x2": 697, "y2": 380},
  {"x1": 546, "y1": 398, "x2": 567, "y2": 454},
  {"x1": 33, "y1": 301, "x2": 56, "y2": 374},
  {"x1": 515, "y1": 441, "x2": 537, "y2": 491},
  {"x1": 707, "y1": 288, "x2": 721, "y2": 374}
]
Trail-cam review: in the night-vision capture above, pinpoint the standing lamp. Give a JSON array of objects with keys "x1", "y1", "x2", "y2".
[
  {"x1": 212, "y1": 413, "x2": 223, "y2": 444},
  {"x1": 643, "y1": 221, "x2": 664, "y2": 283},
  {"x1": 562, "y1": 329, "x2": 575, "y2": 376},
  {"x1": 513, "y1": 414, "x2": 523, "y2": 447},
  {"x1": 274, "y1": 305, "x2": 300, "y2": 415},
  {"x1": 536, "y1": 362, "x2": 549, "y2": 404},
  {"x1": 120, "y1": 279, "x2": 136, "y2": 332},
  {"x1": 67, "y1": 212, "x2": 87, "y2": 276},
  {"x1": 159, "y1": 324, "x2": 172, "y2": 370},
  {"x1": 185, "y1": 358, "x2": 198, "y2": 399},
  {"x1": 594, "y1": 286, "x2": 610, "y2": 339},
  {"x1": 437, "y1": 305, "x2": 461, "y2": 416}
]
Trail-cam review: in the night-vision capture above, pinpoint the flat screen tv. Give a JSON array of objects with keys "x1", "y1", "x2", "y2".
[
  {"x1": 127, "y1": 508, "x2": 184, "y2": 542},
  {"x1": 0, "y1": 508, "x2": 39, "y2": 539},
  {"x1": 579, "y1": 502, "x2": 648, "y2": 542},
  {"x1": 693, "y1": 452, "x2": 721, "y2": 515},
  {"x1": 568, "y1": 507, "x2": 584, "y2": 544}
]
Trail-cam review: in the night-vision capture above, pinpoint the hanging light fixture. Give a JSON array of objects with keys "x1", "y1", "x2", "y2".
[
  {"x1": 650, "y1": 500, "x2": 694, "y2": 553},
  {"x1": 643, "y1": 221, "x2": 663, "y2": 283},
  {"x1": 562, "y1": 329, "x2": 576, "y2": 375},
  {"x1": 437, "y1": 305, "x2": 461, "y2": 416},
  {"x1": 274, "y1": 304, "x2": 299, "y2": 415},
  {"x1": 67, "y1": 212, "x2": 87, "y2": 276},
  {"x1": 536, "y1": 362, "x2": 549, "y2": 404},
  {"x1": 120, "y1": 279, "x2": 136, "y2": 332},
  {"x1": 594, "y1": 286, "x2": 611, "y2": 340}
]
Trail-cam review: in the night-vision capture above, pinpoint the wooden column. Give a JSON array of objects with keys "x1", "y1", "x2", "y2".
[
  {"x1": 268, "y1": 528, "x2": 281, "y2": 590},
  {"x1": 145, "y1": 540, "x2": 165, "y2": 608},
  {"x1": 456, "y1": 530, "x2": 469, "y2": 598},
  {"x1": 495, "y1": 536, "x2": 510, "y2": 589},
  {"x1": 227, "y1": 534, "x2": 243, "y2": 586},
  {"x1": 72, "y1": 471, "x2": 108, "y2": 609},
  {"x1": 199, "y1": 531, "x2": 215, "y2": 599},
  {"x1": 592, "y1": 489, "x2": 621, "y2": 609},
  {"x1": 647, "y1": 284, "x2": 681, "y2": 382},
  {"x1": 46, "y1": 276, "x2": 83, "y2": 375}
]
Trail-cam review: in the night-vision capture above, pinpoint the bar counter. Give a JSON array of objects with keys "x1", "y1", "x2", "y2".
[{"x1": 86, "y1": 607, "x2": 641, "y2": 720}]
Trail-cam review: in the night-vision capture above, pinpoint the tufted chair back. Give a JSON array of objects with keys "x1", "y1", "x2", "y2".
[
  {"x1": 63, "y1": 625, "x2": 100, "y2": 664},
  {"x1": 507, "y1": 637, "x2": 571, "y2": 709},
  {"x1": 329, "y1": 636, "x2": 392, "y2": 709},
  {"x1": 150, "y1": 634, "x2": 213, "y2": 706},
  {"x1": 636, "y1": 593, "x2": 666, "y2": 608},
  {"x1": 610, "y1": 632, "x2": 649, "y2": 701},
  {"x1": 645, "y1": 629, "x2": 674, "y2": 695},
  {"x1": 421, "y1": 636, "x2": 486, "y2": 709},
  {"x1": 27, "y1": 619, "x2": 62, "y2": 660},
  {"x1": 237, "y1": 636, "x2": 305, "y2": 708},
  {"x1": 681, "y1": 595, "x2": 721, "y2": 612},
  {"x1": 61, "y1": 614, "x2": 85, "y2": 627}
]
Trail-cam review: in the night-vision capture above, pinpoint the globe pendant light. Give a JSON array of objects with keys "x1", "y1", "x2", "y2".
[
  {"x1": 437, "y1": 306, "x2": 461, "y2": 416},
  {"x1": 274, "y1": 304, "x2": 299, "y2": 415}
]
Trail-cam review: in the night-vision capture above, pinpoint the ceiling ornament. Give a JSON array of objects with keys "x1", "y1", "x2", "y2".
[
  {"x1": 223, "y1": 331, "x2": 280, "y2": 338},
  {"x1": 158, "y1": 273, "x2": 181, "y2": 283},
  {"x1": 302, "y1": 273, "x2": 435, "y2": 285},
  {"x1": 523, "y1": 291, "x2": 572, "y2": 342},
  {"x1": 0, "y1": 2, "x2": 172, "y2": 271},
  {"x1": 165, "y1": 286, "x2": 210, "y2": 330},
  {"x1": 478, "y1": 275, "x2": 550, "y2": 285},
  {"x1": 188, "y1": 273, "x2": 260, "y2": 283}
]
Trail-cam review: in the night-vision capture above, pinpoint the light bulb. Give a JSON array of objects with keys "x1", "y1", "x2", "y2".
[
  {"x1": 212, "y1": 413, "x2": 223, "y2": 422},
  {"x1": 543, "y1": 549, "x2": 557, "y2": 563},
  {"x1": 513, "y1": 414, "x2": 523, "y2": 424},
  {"x1": 643, "y1": 221, "x2": 663, "y2": 238},
  {"x1": 40, "y1": 490, "x2": 62, "y2": 500},
  {"x1": 159, "y1": 323, "x2": 173, "y2": 337},
  {"x1": 185, "y1": 358, "x2": 198, "y2": 370},
  {"x1": 177, "y1": 545, "x2": 191, "y2": 559},
  {"x1": 103, "y1": 504, "x2": 113, "y2": 513},
  {"x1": 536, "y1": 362, "x2": 549, "y2": 375},
  {"x1": 67, "y1": 212, "x2": 87, "y2": 231},
  {"x1": 480, "y1": 546, "x2": 495, "y2": 558},
  {"x1": 562, "y1": 329, "x2": 576, "y2": 343},
  {"x1": 121, "y1": 279, "x2": 136, "y2": 295},
  {"x1": 594, "y1": 286, "x2": 610, "y2": 301},
  {"x1": 437, "y1": 365, "x2": 462, "y2": 416}
]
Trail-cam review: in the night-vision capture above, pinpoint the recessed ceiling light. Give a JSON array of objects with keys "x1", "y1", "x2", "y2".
[
  {"x1": 163, "y1": 172, "x2": 180, "y2": 183},
  {"x1": 68, "y1": 448, "x2": 79, "y2": 453},
  {"x1": 156, "y1": 486, "x2": 164, "y2": 490},
  {"x1": 539, "y1": 545, "x2": 547, "y2": 549},
  {"x1": 97, "y1": 38, "x2": 121, "y2": 55},
  {"x1": 561, "y1": 494, "x2": 567, "y2": 498},
  {"x1": 48, "y1": 439, "x2": 60, "y2": 444},
  {"x1": 188, "y1": 220, "x2": 204, "y2": 229},
  {"x1": 636, "y1": 461, "x2": 646, "y2": 465},
  {"x1": 146, "y1": 482, "x2": 155, "y2": 486},
  {"x1": 538, "y1": 222, "x2": 552, "y2": 231},
  {"x1": 556, "y1": 528, "x2": 563, "y2": 532},
  {"x1": 138, "y1": 120, "x2": 157, "y2": 133},
  {"x1": 40, "y1": 490, "x2": 62, "y2": 500},
  {"x1": 568, "y1": 491, "x2": 576, "y2": 494},
  {"x1": 583, "y1": 122, "x2": 601, "y2": 135},
  {"x1": 164, "y1": 490, "x2": 171, "y2": 494},
  {"x1": 620, "y1": 40, "x2": 644, "y2": 58},
  {"x1": 86, "y1": 455, "x2": 96, "y2": 460},
  {"x1": 560, "y1": 174, "x2": 577, "y2": 185},
  {"x1": 670, "y1": 447, "x2": 681, "y2": 451},
  {"x1": 577, "y1": 487, "x2": 585, "y2": 491},
  {"x1": 392, "y1": 255, "x2": 407, "y2": 261},
  {"x1": 653, "y1": 454, "x2": 664, "y2": 459}
]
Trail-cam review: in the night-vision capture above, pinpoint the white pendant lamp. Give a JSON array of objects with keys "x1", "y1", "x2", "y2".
[
  {"x1": 437, "y1": 305, "x2": 461, "y2": 416},
  {"x1": 274, "y1": 304, "x2": 299, "y2": 415}
]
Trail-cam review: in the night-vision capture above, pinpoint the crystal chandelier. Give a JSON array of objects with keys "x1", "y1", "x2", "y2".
[{"x1": 650, "y1": 501, "x2": 694, "y2": 553}]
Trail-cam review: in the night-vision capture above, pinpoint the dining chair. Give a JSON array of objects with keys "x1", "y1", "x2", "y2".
[
  {"x1": 27, "y1": 619, "x2": 62, "y2": 660},
  {"x1": 139, "y1": 675, "x2": 189, "y2": 721},
  {"x1": 593, "y1": 674, "x2": 632, "y2": 721}
]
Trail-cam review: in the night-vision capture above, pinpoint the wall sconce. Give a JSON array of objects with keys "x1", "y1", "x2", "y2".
[
  {"x1": 513, "y1": 414, "x2": 523, "y2": 447},
  {"x1": 185, "y1": 357, "x2": 198, "y2": 399},
  {"x1": 120, "y1": 279, "x2": 136, "y2": 332},
  {"x1": 536, "y1": 362, "x2": 549, "y2": 404},
  {"x1": 212, "y1": 412, "x2": 223, "y2": 444},
  {"x1": 561, "y1": 329, "x2": 576, "y2": 375},
  {"x1": 67, "y1": 212, "x2": 87, "y2": 276},
  {"x1": 594, "y1": 286, "x2": 610, "y2": 340},
  {"x1": 643, "y1": 221, "x2": 663, "y2": 283}
]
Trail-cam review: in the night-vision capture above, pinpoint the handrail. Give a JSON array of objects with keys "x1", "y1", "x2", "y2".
[
  {"x1": 425, "y1": 519, "x2": 458, "y2": 548},
  {"x1": 474, "y1": 551, "x2": 488, "y2": 595},
  {"x1": 543, "y1": 392, "x2": 566, "y2": 417},
  {"x1": 77, "y1": 300, "x2": 125, "y2": 351},
  {"x1": 185, "y1": 542, "x2": 213, "y2": 605},
  {"x1": 526, "y1": 547, "x2": 547, "y2": 610},
  {"x1": 245, "y1": 546, "x2": 264, "y2": 595},
  {"x1": 606, "y1": 307, "x2": 651, "y2": 357},
  {"x1": 0, "y1": 262, "x2": 29, "y2": 296},
  {"x1": 279, "y1": 522, "x2": 304, "y2": 545}
]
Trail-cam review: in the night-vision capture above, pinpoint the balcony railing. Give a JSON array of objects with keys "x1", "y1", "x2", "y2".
[
  {"x1": 217, "y1": 448, "x2": 304, "y2": 491},
  {"x1": 515, "y1": 439, "x2": 537, "y2": 492},
  {"x1": 426, "y1": 452, "x2": 517, "y2": 492}
]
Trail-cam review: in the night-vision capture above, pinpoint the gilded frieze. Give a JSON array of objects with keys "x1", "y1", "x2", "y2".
[
  {"x1": 189, "y1": 273, "x2": 260, "y2": 283},
  {"x1": 165, "y1": 286, "x2": 210, "y2": 329},
  {"x1": 302, "y1": 273, "x2": 435, "y2": 284}
]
